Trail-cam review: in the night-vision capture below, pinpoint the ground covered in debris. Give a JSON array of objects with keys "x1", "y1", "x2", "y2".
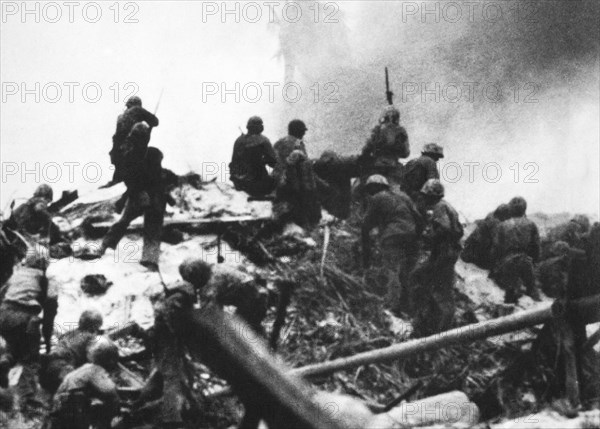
[{"x1": 1, "y1": 181, "x2": 598, "y2": 429}]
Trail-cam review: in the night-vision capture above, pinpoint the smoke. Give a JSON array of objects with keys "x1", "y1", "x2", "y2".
[{"x1": 278, "y1": 0, "x2": 599, "y2": 219}]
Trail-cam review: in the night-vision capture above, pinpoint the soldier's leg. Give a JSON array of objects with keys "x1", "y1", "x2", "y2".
[
  {"x1": 102, "y1": 194, "x2": 143, "y2": 251},
  {"x1": 140, "y1": 195, "x2": 166, "y2": 267},
  {"x1": 380, "y1": 236, "x2": 403, "y2": 312},
  {"x1": 558, "y1": 318, "x2": 581, "y2": 408},
  {"x1": 520, "y1": 256, "x2": 540, "y2": 300}
]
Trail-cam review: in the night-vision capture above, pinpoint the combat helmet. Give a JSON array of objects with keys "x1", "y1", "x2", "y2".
[
  {"x1": 87, "y1": 337, "x2": 119, "y2": 370},
  {"x1": 422, "y1": 143, "x2": 444, "y2": 159},
  {"x1": 125, "y1": 96, "x2": 142, "y2": 108},
  {"x1": 33, "y1": 184, "x2": 53, "y2": 202},
  {"x1": 420, "y1": 179, "x2": 445, "y2": 198}
]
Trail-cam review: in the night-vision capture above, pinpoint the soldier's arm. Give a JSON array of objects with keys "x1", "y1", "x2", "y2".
[
  {"x1": 530, "y1": 224, "x2": 541, "y2": 262},
  {"x1": 262, "y1": 138, "x2": 278, "y2": 168},
  {"x1": 90, "y1": 370, "x2": 120, "y2": 415},
  {"x1": 141, "y1": 108, "x2": 159, "y2": 127},
  {"x1": 361, "y1": 128, "x2": 377, "y2": 158},
  {"x1": 397, "y1": 126, "x2": 410, "y2": 158}
]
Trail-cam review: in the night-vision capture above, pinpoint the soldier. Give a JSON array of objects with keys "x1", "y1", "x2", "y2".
[
  {"x1": 90, "y1": 147, "x2": 174, "y2": 269},
  {"x1": 48, "y1": 337, "x2": 120, "y2": 429},
  {"x1": 402, "y1": 143, "x2": 443, "y2": 201},
  {"x1": 273, "y1": 149, "x2": 321, "y2": 230},
  {"x1": 0, "y1": 250, "x2": 56, "y2": 363},
  {"x1": 41, "y1": 309, "x2": 104, "y2": 394},
  {"x1": 6, "y1": 184, "x2": 62, "y2": 245},
  {"x1": 133, "y1": 259, "x2": 212, "y2": 427},
  {"x1": 230, "y1": 116, "x2": 277, "y2": 198},
  {"x1": 361, "y1": 175, "x2": 423, "y2": 315},
  {"x1": 273, "y1": 119, "x2": 308, "y2": 181},
  {"x1": 110, "y1": 96, "x2": 159, "y2": 185},
  {"x1": 541, "y1": 214, "x2": 591, "y2": 260},
  {"x1": 461, "y1": 203, "x2": 511, "y2": 269},
  {"x1": 360, "y1": 106, "x2": 409, "y2": 192},
  {"x1": 490, "y1": 196, "x2": 541, "y2": 303},
  {"x1": 313, "y1": 151, "x2": 362, "y2": 220},
  {"x1": 412, "y1": 179, "x2": 464, "y2": 336}
]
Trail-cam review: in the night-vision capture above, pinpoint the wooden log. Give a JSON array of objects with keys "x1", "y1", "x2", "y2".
[
  {"x1": 366, "y1": 391, "x2": 479, "y2": 428},
  {"x1": 290, "y1": 295, "x2": 599, "y2": 379},
  {"x1": 190, "y1": 305, "x2": 346, "y2": 429}
]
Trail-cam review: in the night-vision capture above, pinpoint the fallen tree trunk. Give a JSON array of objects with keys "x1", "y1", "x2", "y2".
[
  {"x1": 207, "y1": 295, "x2": 600, "y2": 399},
  {"x1": 292, "y1": 295, "x2": 599, "y2": 379}
]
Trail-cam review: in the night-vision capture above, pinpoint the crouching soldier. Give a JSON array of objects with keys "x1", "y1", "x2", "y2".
[
  {"x1": 230, "y1": 116, "x2": 277, "y2": 198},
  {"x1": 361, "y1": 175, "x2": 423, "y2": 315},
  {"x1": 490, "y1": 196, "x2": 541, "y2": 303},
  {"x1": 412, "y1": 179, "x2": 464, "y2": 336},
  {"x1": 0, "y1": 251, "x2": 56, "y2": 363},
  {"x1": 41, "y1": 309, "x2": 104, "y2": 394},
  {"x1": 402, "y1": 143, "x2": 443, "y2": 201},
  {"x1": 48, "y1": 337, "x2": 120, "y2": 429}
]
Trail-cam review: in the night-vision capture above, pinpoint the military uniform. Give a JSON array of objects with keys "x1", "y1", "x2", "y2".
[
  {"x1": 41, "y1": 330, "x2": 97, "y2": 393},
  {"x1": 412, "y1": 199, "x2": 464, "y2": 335},
  {"x1": 402, "y1": 155, "x2": 440, "y2": 200},
  {"x1": 273, "y1": 135, "x2": 307, "y2": 180},
  {"x1": 230, "y1": 133, "x2": 277, "y2": 197},
  {"x1": 361, "y1": 121, "x2": 409, "y2": 190},
  {"x1": 490, "y1": 216, "x2": 540, "y2": 303},
  {"x1": 461, "y1": 205, "x2": 511, "y2": 270},
  {"x1": 102, "y1": 147, "x2": 170, "y2": 267},
  {"x1": 110, "y1": 104, "x2": 159, "y2": 184},
  {"x1": 362, "y1": 188, "x2": 423, "y2": 313},
  {"x1": 0, "y1": 265, "x2": 57, "y2": 363},
  {"x1": 48, "y1": 363, "x2": 119, "y2": 429},
  {"x1": 7, "y1": 197, "x2": 62, "y2": 246},
  {"x1": 274, "y1": 150, "x2": 321, "y2": 229},
  {"x1": 313, "y1": 152, "x2": 361, "y2": 220}
]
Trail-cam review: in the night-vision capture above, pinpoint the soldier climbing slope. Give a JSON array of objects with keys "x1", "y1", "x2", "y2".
[
  {"x1": 490, "y1": 196, "x2": 541, "y2": 303},
  {"x1": 110, "y1": 96, "x2": 159, "y2": 185},
  {"x1": 361, "y1": 175, "x2": 423, "y2": 316},
  {"x1": 402, "y1": 143, "x2": 443, "y2": 201},
  {"x1": 360, "y1": 106, "x2": 409, "y2": 192},
  {"x1": 411, "y1": 179, "x2": 464, "y2": 336}
]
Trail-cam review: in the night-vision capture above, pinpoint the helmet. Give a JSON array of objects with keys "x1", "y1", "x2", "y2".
[
  {"x1": 286, "y1": 149, "x2": 307, "y2": 165},
  {"x1": 380, "y1": 106, "x2": 400, "y2": 124},
  {"x1": 87, "y1": 337, "x2": 119, "y2": 370},
  {"x1": 420, "y1": 179, "x2": 445, "y2": 198},
  {"x1": 179, "y1": 258, "x2": 212, "y2": 289},
  {"x1": 288, "y1": 119, "x2": 307, "y2": 137},
  {"x1": 365, "y1": 174, "x2": 389, "y2": 187},
  {"x1": 246, "y1": 116, "x2": 263, "y2": 128},
  {"x1": 571, "y1": 214, "x2": 590, "y2": 233},
  {"x1": 125, "y1": 96, "x2": 142, "y2": 108},
  {"x1": 78, "y1": 309, "x2": 103, "y2": 333},
  {"x1": 549, "y1": 241, "x2": 570, "y2": 257},
  {"x1": 33, "y1": 184, "x2": 53, "y2": 202},
  {"x1": 493, "y1": 204, "x2": 511, "y2": 222},
  {"x1": 422, "y1": 143, "x2": 444, "y2": 158},
  {"x1": 319, "y1": 150, "x2": 339, "y2": 164},
  {"x1": 509, "y1": 196, "x2": 527, "y2": 217}
]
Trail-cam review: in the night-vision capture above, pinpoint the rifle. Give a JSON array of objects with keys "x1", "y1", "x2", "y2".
[{"x1": 385, "y1": 67, "x2": 394, "y2": 105}]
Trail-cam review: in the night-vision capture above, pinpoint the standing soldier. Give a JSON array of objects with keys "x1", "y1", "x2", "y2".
[
  {"x1": 360, "y1": 106, "x2": 409, "y2": 192},
  {"x1": 402, "y1": 143, "x2": 443, "y2": 201},
  {"x1": 90, "y1": 147, "x2": 173, "y2": 269},
  {"x1": 361, "y1": 175, "x2": 423, "y2": 315},
  {"x1": 490, "y1": 196, "x2": 541, "y2": 303},
  {"x1": 110, "y1": 96, "x2": 159, "y2": 185},
  {"x1": 47, "y1": 337, "x2": 120, "y2": 429},
  {"x1": 0, "y1": 251, "x2": 56, "y2": 362},
  {"x1": 229, "y1": 116, "x2": 277, "y2": 198},
  {"x1": 412, "y1": 179, "x2": 464, "y2": 336}
]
